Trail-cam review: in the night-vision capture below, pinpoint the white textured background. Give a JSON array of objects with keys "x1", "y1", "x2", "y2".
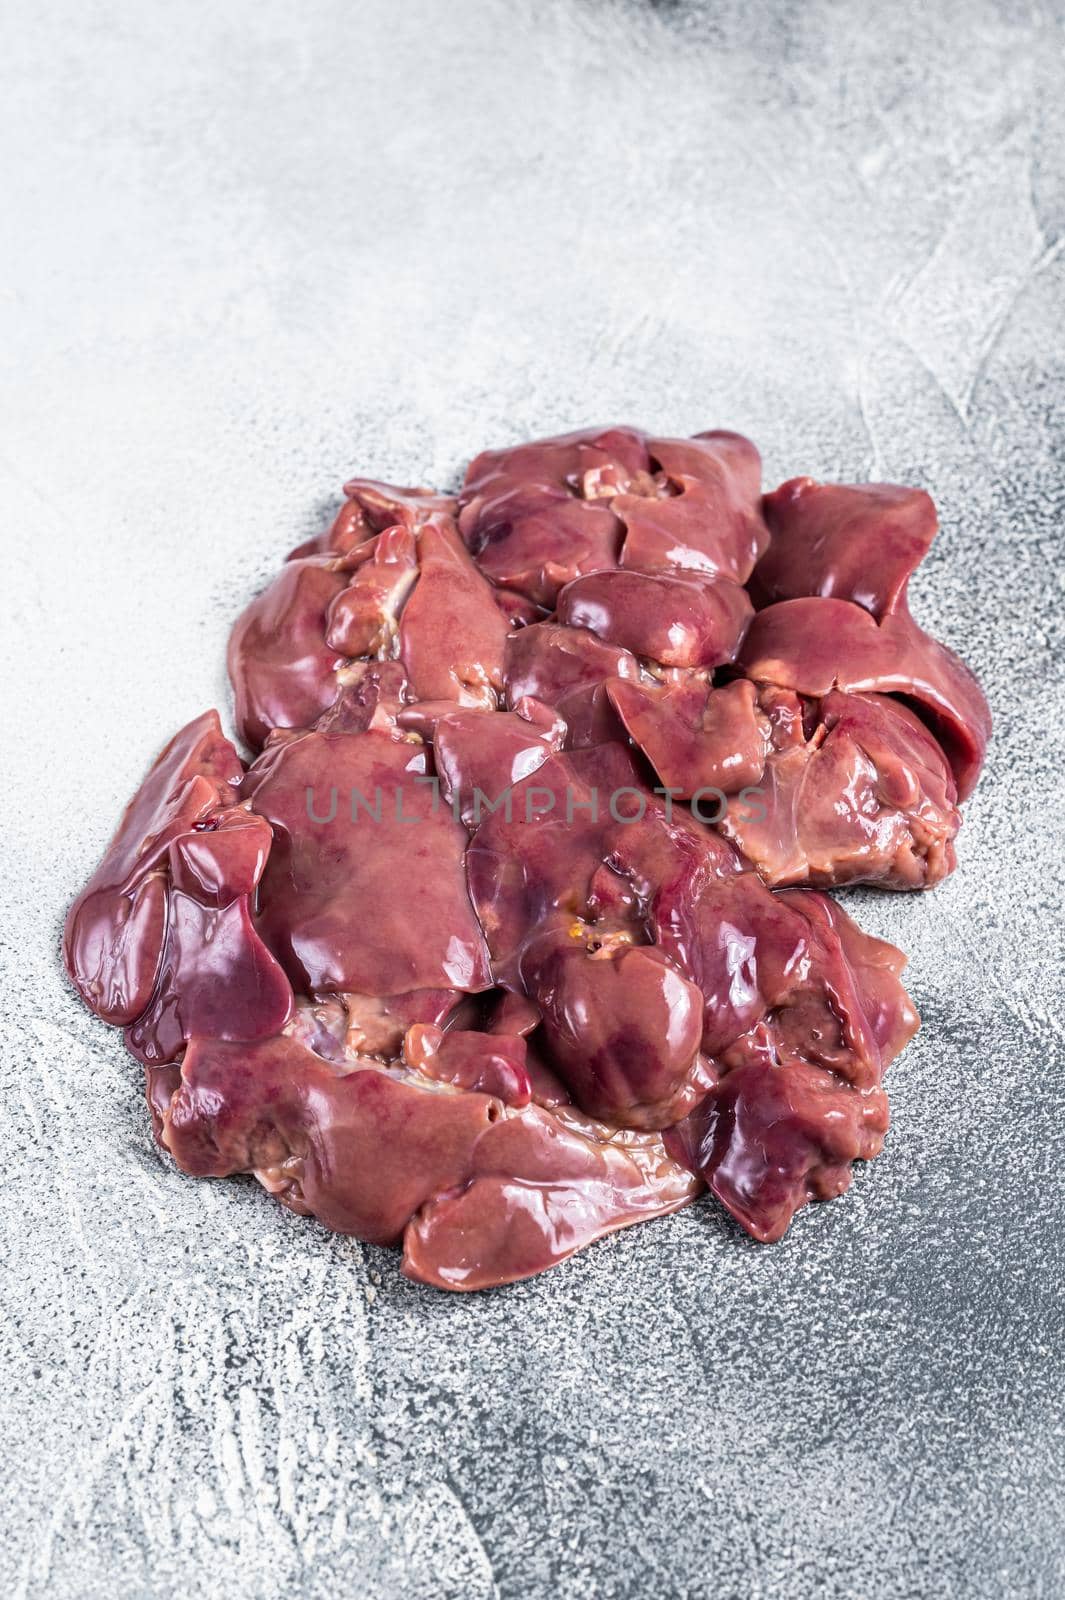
[{"x1": 2, "y1": 1, "x2": 1063, "y2": 1595}]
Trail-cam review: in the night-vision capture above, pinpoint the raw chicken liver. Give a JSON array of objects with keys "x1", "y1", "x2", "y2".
[{"x1": 64, "y1": 427, "x2": 989, "y2": 1288}]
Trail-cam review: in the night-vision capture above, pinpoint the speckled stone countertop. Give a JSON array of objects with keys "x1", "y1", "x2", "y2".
[{"x1": 1, "y1": 1, "x2": 1063, "y2": 1595}]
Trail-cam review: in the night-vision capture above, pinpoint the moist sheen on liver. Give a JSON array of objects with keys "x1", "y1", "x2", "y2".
[{"x1": 64, "y1": 426, "x2": 990, "y2": 1290}]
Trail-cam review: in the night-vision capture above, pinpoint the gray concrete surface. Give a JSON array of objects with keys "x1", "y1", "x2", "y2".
[{"x1": 1, "y1": 0, "x2": 1063, "y2": 1595}]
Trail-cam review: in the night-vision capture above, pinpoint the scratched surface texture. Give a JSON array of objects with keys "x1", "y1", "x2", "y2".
[{"x1": 1, "y1": 0, "x2": 1063, "y2": 1595}]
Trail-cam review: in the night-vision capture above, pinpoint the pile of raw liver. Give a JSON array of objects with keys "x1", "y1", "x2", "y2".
[{"x1": 64, "y1": 428, "x2": 990, "y2": 1289}]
